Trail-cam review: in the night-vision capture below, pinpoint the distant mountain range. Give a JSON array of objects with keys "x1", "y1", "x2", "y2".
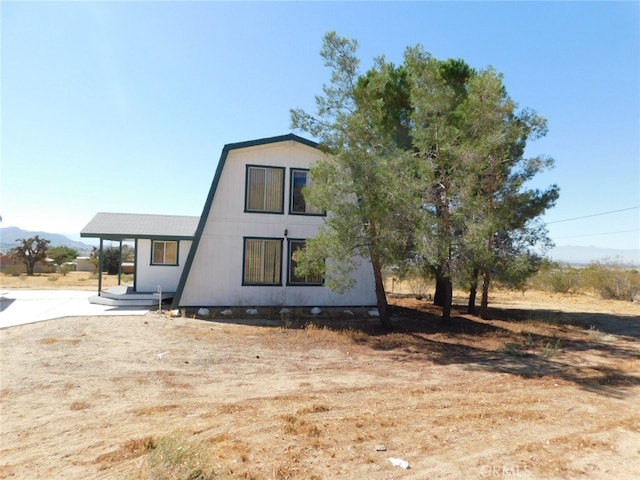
[
  {"x1": 0, "y1": 227, "x2": 96, "y2": 254},
  {"x1": 1, "y1": 226, "x2": 638, "y2": 266},
  {"x1": 547, "y1": 245, "x2": 640, "y2": 267}
]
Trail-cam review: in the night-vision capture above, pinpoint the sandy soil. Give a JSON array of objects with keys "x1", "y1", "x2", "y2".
[{"x1": 1, "y1": 286, "x2": 639, "y2": 479}]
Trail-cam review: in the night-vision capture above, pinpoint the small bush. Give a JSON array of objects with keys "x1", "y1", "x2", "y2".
[
  {"x1": 529, "y1": 261, "x2": 581, "y2": 294},
  {"x1": 582, "y1": 259, "x2": 640, "y2": 301},
  {"x1": 540, "y1": 338, "x2": 562, "y2": 358},
  {"x1": 2, "y1": 264, "x2": 25, "y2": 276},
  {"x1": 60, "y1": 264, "x2": 74, "y2": 276},
  {"x1": 132, "y1": 434, "x2": 233, "y2": 480}
]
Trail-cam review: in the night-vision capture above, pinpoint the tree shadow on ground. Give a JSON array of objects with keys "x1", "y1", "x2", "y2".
[
  {"x1": 194, "y1": 300, "x2": 639, "y2": 398},
  {"x1": 322, "y1": 303, "x2": 640, "y2": 399},
  {"x1": 485, "y1": 306, "x2": 640, "y2": 338}
]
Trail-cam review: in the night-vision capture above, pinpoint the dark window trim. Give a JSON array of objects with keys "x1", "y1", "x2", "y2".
[
  {"x1": 289, "y1": 168, "x2": 326, "y2": 216},
  {"x1": 244, "y1": 164, "x2": 286, "y2": 215},
  {"x1": 242, "y1": 236, "x2": 284, "y2": 286},
  {"x1": 286, "y1": 238, "x2": 324, "y2": 286},
  {"x1": 150, "y1": 240, "x2": 180, "y2": 266}
]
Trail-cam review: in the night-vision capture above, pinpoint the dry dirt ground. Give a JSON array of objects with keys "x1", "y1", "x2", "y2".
[{"x1": 1, "y1": 275, "x2": 639, "y2": 479}]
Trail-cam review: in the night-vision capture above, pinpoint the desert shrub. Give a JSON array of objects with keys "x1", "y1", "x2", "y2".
[
  {"x1": 528, "y1": 260, "x2": 581, "y2": 294},
  {"x1": 132, "y1": 434, "x2": 234, "y2": 480},
  {"x1": 2, "y1": 264, "x2": 25, "y2": 276},
  {"x1": 582, "y1": 259, "x2": 640, "y2": 301},
  {"x1": 60, "y1": 263, "x2": 74, "y2": 276}
]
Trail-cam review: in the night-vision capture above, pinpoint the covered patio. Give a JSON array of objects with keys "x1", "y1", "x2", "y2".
[{"x1": 80, "y1": 212, "x2": 199, "y2": 307}]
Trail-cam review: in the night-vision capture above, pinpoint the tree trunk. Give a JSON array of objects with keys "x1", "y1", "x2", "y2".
[
  {"x1": 480, "y1": 269, "x2": 491, "y2": 319},
  {"x1": 372, "y1": 257, "x2": 391, "y2": 330},
  {"x1": 368, "y1": 219, "x2": 392, "y2": 330},
  {"x1": 442, "y1": 276, "x2": 452, "y2": 320},
  {"x1": 480, "y1": 234, "x2": 494, "y2": 319},
  {"x1": 468, "y1": 268, "x2": 478, "y2": 314},
  {"x1": 25, "y1": 259, "x2": 36, "y2": 276},
  {"x1": 434, "y1": 268, "x2": 448, "y2": 307}
]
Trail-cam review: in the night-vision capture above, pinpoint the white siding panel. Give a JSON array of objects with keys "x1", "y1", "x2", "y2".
[
  {"x1": 136, "y1": 239, "x2": 192, "y2": 293},
  {"x1": 180, "y1": 140, "x2": 377, "y2": 307}
]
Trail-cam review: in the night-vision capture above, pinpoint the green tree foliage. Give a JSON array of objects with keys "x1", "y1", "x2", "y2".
[
  {"x1": 292, "y1": 31, "x2": 559, "y2": 322},
  {"x1": 48, "y1": 246, "x2": 79, "y2": 267},
  {"x1": 102, "y1": 247, "x2": 121, "y2": 275},
  {"x1": 291, "y1": 32, "x2": 415, "y2": 329},
  {"x1": 449, "y1": 67, "x2": 559, "y2": 317},
  {"x1": 11, "y1": 236, "x2": 50, "y2": 276}
]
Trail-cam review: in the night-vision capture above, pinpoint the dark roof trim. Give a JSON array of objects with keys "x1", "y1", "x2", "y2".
[
  {"x1": 223, "y1": 133, "x2": 318, "y2": 151},
  {"x1": 172, "y1": 133, "x2": 318, "y2": 306},
  {"x1": 83, "y1": 234, "x2": 195, "y2": 242}
]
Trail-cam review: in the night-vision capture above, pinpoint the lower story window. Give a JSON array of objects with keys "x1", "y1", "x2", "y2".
[
  {"x1": 288, "y1": 239, "x2": 323, "y2": 285},
  {"x1": 243, "y1": 238, "x2": 282, "y2": 285},
  {"x1": 152, "y1": 240, "x2": 178, "y2": 265}
]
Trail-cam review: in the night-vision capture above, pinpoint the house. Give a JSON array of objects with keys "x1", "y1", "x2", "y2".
[{"x1": 81, "y1": 134, "x2": 376, "y2": 308}]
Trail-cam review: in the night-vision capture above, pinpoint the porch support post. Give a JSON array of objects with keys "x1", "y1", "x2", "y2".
[
  {"x1": 98, "y1": 238, "x2": 103, "y2": 296},
  {"x1": 133, "y1": 238, "x2": 138, "y2": 293},
  {"x1": 118, "y1": 240, "x2": 123, "y2": 286}
]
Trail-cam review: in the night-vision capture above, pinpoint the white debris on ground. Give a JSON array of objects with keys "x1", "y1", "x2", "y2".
[{"x1": 388, "y1": 457, "x2": 410, "y2": 469}]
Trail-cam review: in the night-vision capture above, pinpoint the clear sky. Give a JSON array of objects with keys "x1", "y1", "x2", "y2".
[{"x1": 1, "y1": 1, "x2": 639, "y2": 251}]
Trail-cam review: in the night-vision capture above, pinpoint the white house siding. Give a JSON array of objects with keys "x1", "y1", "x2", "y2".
[
  {"x1": 136, "y1": 239, "x2": 192, "y2": 293},
  {"x1": 179, "y1": 139, "x2": 377, "y2": 307}
]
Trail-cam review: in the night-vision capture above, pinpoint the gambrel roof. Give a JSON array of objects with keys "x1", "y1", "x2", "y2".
[
  {"x1": 81, "y1": 212, "x2": 199, "y2": 241},
  {"x1": 172, "y1": 133, "x2": 319, "y2": 306}
]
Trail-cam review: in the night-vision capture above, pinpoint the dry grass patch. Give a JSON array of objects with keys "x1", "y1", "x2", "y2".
[
  {"x1": 39, "y1": 337, "x2": 81, "y2": 345},
  {"x1": 96, "y1": 435, "x2": 157, "y2": 469},
  {"x1": 131, "y1": 404, "x2": 181, "y2": 416},
  {"x1": 69, "y1": 401, "x2": 91, "y2": 411}
]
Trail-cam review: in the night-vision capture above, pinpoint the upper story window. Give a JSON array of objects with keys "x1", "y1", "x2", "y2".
[
  {"x1": 290, "y1": 169, "x2": 323, "y2": 215},
  {"x1": 152, "y1": 240, "x2": 178, "y2": 265},
  {"x1": 245, "y1": 165, "x2": 285, "y2": 214}
]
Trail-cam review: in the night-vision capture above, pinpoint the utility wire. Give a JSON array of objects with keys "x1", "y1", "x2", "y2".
[
  {"x1": 546, "y1": 206, "x2": 639, "y2": 224},
  {"x1": 553, "y1": 229, "x2": 640, "y2": 240}
]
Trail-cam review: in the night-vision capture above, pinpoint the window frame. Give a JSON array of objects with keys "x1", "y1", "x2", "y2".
[
  {"x1": 289, "y1": 168, "x2": 325, "y2": 216},
  {"x1": 242, "y1": 237, "x2": 284, "y2": 286},
  {"x1": 244, "y1": 164, "x2": 286, "y2": 214},
  {"x1": 287, "y1": 239, "x2": 324, "y2": 286},
  {"x1": 150, "y1": 240, "x2": 179, "y2": 266}
]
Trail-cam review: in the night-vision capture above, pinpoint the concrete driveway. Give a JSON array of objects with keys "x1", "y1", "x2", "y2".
[{"x1": 0, "y1": 290, "x2": 149, "y2": 329}]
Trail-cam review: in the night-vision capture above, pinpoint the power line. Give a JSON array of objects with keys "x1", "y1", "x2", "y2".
[
  {"x1": 553, "y1": 229, "x2": 640, "y2": 240},
  {"x1": 546, "y1": 206, "x2": 639, "y2": 224}
]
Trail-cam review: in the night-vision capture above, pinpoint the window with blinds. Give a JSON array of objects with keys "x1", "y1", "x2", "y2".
[
  {"x1": 243, "y1": 238, "x2": 282, "y2": 285},
  {"x1": 245, "y1": 165, "x2": 285, "y2": 213}
]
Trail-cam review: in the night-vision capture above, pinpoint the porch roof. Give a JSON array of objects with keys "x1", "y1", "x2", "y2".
[{"x1": 80, "y1": 212, "x2": 199, "y2": 241}]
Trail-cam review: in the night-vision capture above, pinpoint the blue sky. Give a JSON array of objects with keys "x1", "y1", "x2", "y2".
[{"x1": 1, "y1": 1, "x2": 639, "y2": 252}]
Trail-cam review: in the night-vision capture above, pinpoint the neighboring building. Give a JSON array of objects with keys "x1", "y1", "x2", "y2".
[
  {"x1": 81, "y1": 134, "x2": 376, "y2": 308},
  {"x1": 75, "y1": 257, "x2": 97, "y2": 273}
]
